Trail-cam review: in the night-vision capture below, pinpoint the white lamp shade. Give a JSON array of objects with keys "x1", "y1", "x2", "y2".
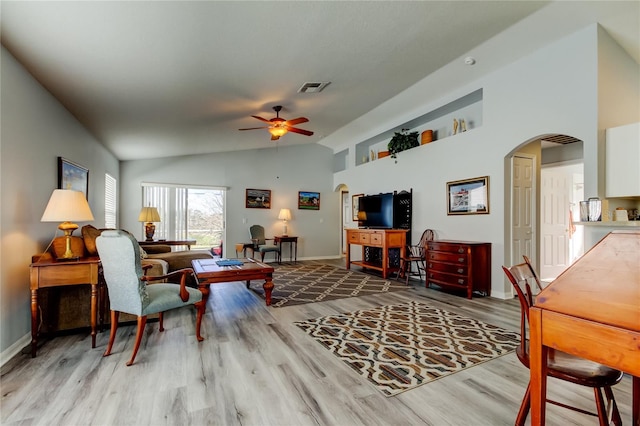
[
  {"x1": 278, "y1": 208, "x2": 292, "y2": 221},
  {"x1": 138, "y1": 206, "x2": 161, "y2": 222},
  {"x1": 41, "y1": 189, "x2": 94, "y2": 222}
]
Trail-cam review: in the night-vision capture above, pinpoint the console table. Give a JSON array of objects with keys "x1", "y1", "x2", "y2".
[
  {"x1": 29, "y1": 256, "x2": 102, "y2": 357},
  {"x1": 346, "y1": 229, "x2": 407, "y2": 279},
  {"x1": 274, "y1": 236, "x2": 298, "y2": 263},
  {"x1": 138, "y1": 239, "x2": 196, "y2": 250}
]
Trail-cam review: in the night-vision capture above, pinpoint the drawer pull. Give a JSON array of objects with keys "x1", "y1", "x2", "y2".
[
  {"x1": 457, "y1": 268, "x2": 464, "y2": 274},
  {"x1": 428, "y1": 263, "x2": 433, "y2": 268},
  {"x1": 458, "y1": 257, "x2": 464, "y2": 263},
  {"x1": 458, "y1": 279, "x2": 465, "y2": 284},
  {"x1": 429, "y1": 273, "x2": 433, "y2": 278},
  {"x1": 458, "y1": 248, "x2": 465, "y2": 253}
]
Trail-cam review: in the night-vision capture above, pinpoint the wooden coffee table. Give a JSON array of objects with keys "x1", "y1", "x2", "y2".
[{"x1": 191, "y1": 258, "x2": 275, "y2": 306}]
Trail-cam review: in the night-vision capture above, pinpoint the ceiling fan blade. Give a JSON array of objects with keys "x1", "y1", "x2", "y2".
[
  {"x1": 286, "y1": 126, "x2": 314, "y2": 136},
  {"x1": 285, "y1": 117, "x2": 309, "y2": 126},
  {"x1": 251, "y1": 115, "x2": 271, "y2": 123},
  {"x1": 239, "y1": 126, "x2": 269, "y2": 131}
]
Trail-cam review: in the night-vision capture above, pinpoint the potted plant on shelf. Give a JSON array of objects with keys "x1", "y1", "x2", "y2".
[{"x1": 388, "y1": 129, "x2": 419, "y2": 159}]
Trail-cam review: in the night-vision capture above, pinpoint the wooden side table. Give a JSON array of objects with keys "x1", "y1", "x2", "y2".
[
  {"x1": 274, "y1": 236, "x2": 298, "y2": 263},
  {"x1": 29, "y1": 256, "x2": 102, "y2": 357}
]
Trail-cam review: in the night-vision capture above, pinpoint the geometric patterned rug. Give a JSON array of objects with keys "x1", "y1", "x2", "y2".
[
  {"x1": 294, "y1": 300, "x2": 520, "y2": 396},
  {"x1": 250, "y1": 262, "x2": 410, "y2": 308}
]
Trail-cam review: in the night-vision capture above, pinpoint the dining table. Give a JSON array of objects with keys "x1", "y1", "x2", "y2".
[{"x1": 529, "y1": 230, "x2": 640, "y2": 425}]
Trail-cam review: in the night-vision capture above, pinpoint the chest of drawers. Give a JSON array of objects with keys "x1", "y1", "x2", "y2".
[{"x1": 425, "y1": 240, "x2": 491, "y2": 299}]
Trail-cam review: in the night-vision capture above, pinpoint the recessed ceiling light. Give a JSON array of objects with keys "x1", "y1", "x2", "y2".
[{"x1": 464, "y1": 57, "x2": 476, "y2": 66}]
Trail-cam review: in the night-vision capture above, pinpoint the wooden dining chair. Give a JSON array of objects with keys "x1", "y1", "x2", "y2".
[
  {"x1": 502, "y1": 261, "x2": 623, "y2": 426},
  {"x1": 396, "y1": 229, "x2": 434, "y2": 285}
]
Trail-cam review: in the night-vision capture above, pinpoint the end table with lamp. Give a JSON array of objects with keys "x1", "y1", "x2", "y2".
[{"x1": 274, "y1": 235, "x2": 298, "y2": 263}]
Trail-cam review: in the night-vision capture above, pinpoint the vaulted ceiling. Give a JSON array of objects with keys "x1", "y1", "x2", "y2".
[{"x1": 2, "y1": 1, "x2": 638, "y2": 160}]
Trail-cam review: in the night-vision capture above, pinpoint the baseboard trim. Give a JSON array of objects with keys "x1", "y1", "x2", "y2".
[{"x1": 1, "y1": 333, "x2": 30, "y2": 368}]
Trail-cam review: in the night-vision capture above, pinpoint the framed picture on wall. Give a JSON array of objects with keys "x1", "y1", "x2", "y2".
[
  {"x1": 352, "y1": 193, "x2": 363, "y2": 220},
  {"x1": 447, "y1": 176, "x2": 489, "y2": 215},
  {"x1": 298, "y1": 191, "x2": 320, "y2": 210},
  {"x1": 58, "y1": 157, "x2": 89, "y2": 198},
  {"x1": 246, "y1": 188, "x2": 271, "y2": 209}
]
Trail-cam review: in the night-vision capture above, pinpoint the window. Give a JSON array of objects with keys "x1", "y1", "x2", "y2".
[
  {"x1": 142, "y1": 183, "x2": 226, "y2": 252},
  {"x1": 105, "y1": 173, "x2": 117, "y2": 228}
]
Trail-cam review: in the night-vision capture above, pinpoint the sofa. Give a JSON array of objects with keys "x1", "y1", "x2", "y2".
[{"x1": 81, "y1": 225, "x2": 213, "y2": 287}]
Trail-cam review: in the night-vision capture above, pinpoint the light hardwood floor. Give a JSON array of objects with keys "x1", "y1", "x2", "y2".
[{"x1": 1, "y1": 261, "x2": 635, "y2": 425}]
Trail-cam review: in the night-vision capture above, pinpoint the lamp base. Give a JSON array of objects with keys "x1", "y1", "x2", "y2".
[{"x1": 144, "y1": 222, "x2": 156, "y2": 241}]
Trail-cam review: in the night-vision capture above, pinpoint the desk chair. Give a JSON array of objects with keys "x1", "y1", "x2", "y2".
[
  {"x1": 96, "y1": 230, "x2": 205, "y2": 366},
  {"x1": 502, "y1": 261, "x2": 622, "y2": 426},
  {"x1": 248, "y1": 225, "x2": 281, "y2": 263}
]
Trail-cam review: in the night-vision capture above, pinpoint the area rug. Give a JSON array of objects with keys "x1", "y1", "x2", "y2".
[
  {"x1": 250, "y1": 262, "x2": 409, "y2": 308},
  {"x1": 294, "y1": 300, "x2": 520, "y2": 396}
]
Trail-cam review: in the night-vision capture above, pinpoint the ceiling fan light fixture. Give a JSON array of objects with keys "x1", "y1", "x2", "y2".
[{"x1": 268, "y1": 127, "x2": 287, "y2": 138}]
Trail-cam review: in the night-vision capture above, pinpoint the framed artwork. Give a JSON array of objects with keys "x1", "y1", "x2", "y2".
[
  {"x1": 352, "y1": 193, "x2": 363, "y2": 220},
  {"x1": 447, "y1": 176, "x2": 489, "y2": 215},
  {"x1": 246, "y1": 188, "x2": 271, "y2": 209},
  {"x1": 58, "y1": 157, "x2": 89, "y2": 198},
  {"x1": 298, "y1": 191, "x2": 320, "y2": 210}
]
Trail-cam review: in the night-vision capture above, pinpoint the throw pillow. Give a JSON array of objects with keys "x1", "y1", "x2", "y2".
[{"x1": 81, "y1": 225, "x2": 103, "y2": 256}]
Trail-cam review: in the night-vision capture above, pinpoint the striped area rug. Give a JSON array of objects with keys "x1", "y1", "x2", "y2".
[
  {"x1": 295, "y1": 300, "x2": 520, "y2": 396},
  {"x1": 251, "y1": 262, "x2": 409, "y2": 308}
]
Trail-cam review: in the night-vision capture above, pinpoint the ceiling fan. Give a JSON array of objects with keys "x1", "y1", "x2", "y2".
[{"x1": 239, "y1": 105, "x2": 314, "y2": 140}]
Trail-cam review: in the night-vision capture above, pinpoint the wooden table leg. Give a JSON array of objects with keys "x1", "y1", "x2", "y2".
[
  {"x1": 31, "y1": 289, "x2": 38, "y2": 357},
  {"x1": 90, "y1": 283, "x2": 97, "y2": 348},
  {"x1": 263, "y1": 273, "x2": 274, "y2": 306},
  {"x1": 529, "y1": 307, "x2": 547, "y2": 425}
]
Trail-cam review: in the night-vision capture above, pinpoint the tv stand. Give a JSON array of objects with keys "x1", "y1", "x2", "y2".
[{"x1": 346, "y1": 229, "x2": 407, "y2": 279}]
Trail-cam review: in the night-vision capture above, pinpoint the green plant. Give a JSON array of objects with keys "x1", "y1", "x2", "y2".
[{"x1": 388, "y1": 129, "x2": 419, "y2": 158}]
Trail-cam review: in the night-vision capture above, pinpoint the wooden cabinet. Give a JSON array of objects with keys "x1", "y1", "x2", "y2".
[
  {"x1": 425, "y1": 240, "x2": 491, "y2": 299},
  {"x1": 346, "y1": 229, "x2": 407, "y2": 279},
  {"x1": 605, "y1": 122, "x2": 640, "y2": 198}
]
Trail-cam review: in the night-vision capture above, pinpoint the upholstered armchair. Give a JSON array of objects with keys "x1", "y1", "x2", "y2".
[
  {"x1": 96, "y1": 230, "x2": 205, "y2": 366},
  {"x1": 248, "y1": 225, "x2": 281, "y2": 263}
]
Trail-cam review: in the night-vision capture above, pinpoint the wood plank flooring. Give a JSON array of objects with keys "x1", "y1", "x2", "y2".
[{"x1": 1, "y1": 261, "x2": 635, "y2": 425}]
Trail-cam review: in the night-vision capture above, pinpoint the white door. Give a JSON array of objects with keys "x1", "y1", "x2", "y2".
[{"x1": 512, "y1": 155, "x2": 534, "y2": 266}]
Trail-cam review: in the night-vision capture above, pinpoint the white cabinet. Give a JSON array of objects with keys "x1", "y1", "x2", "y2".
[{"x1": 606, "y1": 122, "x2": 640, "y2": 198}]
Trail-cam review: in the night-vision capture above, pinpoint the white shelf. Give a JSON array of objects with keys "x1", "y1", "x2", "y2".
[{"x1": 574, "y1": 221, "x2": 640, "y2": 227}]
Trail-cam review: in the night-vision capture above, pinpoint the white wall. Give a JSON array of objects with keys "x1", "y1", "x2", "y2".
[
  {"x1": 331, "y1": 25, "x2": 616, "y2": 299},
  {"x1": 0, "y1": 47, "x2": 119, "y2": 358},
  {"x1": 119, "y1": 144, "x2": 340, "y2": 260}
]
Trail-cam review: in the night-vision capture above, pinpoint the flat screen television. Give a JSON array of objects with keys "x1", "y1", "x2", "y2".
[{"x1": 359, "y1": 193, "x2": 394, "y2": 228}]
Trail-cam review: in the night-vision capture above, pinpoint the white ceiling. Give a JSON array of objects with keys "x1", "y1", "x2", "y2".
[{"x1": 2, "y1": 1, "x2": 638, "y2": 161}]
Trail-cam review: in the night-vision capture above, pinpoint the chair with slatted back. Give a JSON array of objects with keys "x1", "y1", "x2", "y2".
[
  {"x1": 502, "y1": 261, "x2": 623, "y2": 426},
  {"x1": 396, "y1": 229, "x2": 434, "y2": 285},
  {"x1": 522, "y1": 254, "x2": 545, "y2": 292}
]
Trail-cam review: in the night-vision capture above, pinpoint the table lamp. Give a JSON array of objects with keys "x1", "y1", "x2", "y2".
[
  {"x1": 278, "y1": 208, "x2": 291, "y2": 236},
  {"x1": 41, "y1": 189, "x2": 95, "y2": 260},
  {"x1": 138, "y1": 206, "x2": 161, "y2": 241}
]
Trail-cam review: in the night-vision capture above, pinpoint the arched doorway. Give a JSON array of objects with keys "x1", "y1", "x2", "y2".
[{"x1": 505, "y1": 134, "x2": 584, "y2": 288}]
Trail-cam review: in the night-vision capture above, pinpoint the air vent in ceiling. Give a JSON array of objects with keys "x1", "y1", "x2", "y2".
[
  {"x1": 297, "y1": 81, "x2": 331, "y2": 93},
  {"x1": 541, "y1": 134, "x2": 582, "y2": 144}
]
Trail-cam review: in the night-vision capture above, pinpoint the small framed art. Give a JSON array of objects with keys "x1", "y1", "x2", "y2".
[
  {"x1": 447, "y1": 176, "x2": 489, "y2": 215},
  {"x1": 298, "y1": 191, "x2": 320, "y2": 210},
  {"x1": 58, "y1": 157, "x2": 89, "y2": 198},
  {"x1": 246, "y1": 189, "x2": 271, "y2": 209}
]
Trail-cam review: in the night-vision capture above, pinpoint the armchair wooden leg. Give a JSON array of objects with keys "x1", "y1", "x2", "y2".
[
  {"x1": 195, "y1": 300, "x2": 205, "y2": 342},
  {"x1": 103, "y1": 310, "x2": 119, "y2": 357},
  {"x1": 158, "y1": 312, "x2": 164, "y2": 332},
  {"x1": 126, "y1": 316, "x2": 147, "y2": 366},
  {"x1": 516, "y1": 382, "x2": 531, "y2": 426}
]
